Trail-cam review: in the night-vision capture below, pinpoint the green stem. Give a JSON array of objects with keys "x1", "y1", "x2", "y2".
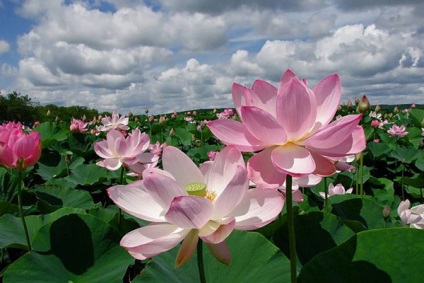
[
  {"x1": 197, "y1": 239, "x2": 206, "y2": 283},
  {"x1": 286, "y1": 174, "x2": 297, "y2": 283},
  {"x1": 359, "y1": 153, "x2": 364, "y2": 196},
  {"x1": 324, "y1": 177, "x2": 328, "y2": 213},
  {"x1": 17, "y1": 170, "x2": 32, "y2": 252}
]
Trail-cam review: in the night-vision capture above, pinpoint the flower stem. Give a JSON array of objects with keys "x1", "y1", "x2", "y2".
[
  {"x1": 286, "y1": 174, "x2": 297, "y2": 283},
  {"x1": 324, "y1": 177, "x2": 328, "y2": 213},
  {"x1": 359, "y1": 152, "x2": 364, "y2": 196},
  {"x1": 197, "y1": 239, "x2": 206, "y2": 283},
  {"x1": 17, "y1": 170, "x2": 31, "y2": 252}
]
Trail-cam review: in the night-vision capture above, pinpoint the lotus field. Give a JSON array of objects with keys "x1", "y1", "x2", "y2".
[{"x1": 1, "y1": 70, "x2": 424, "y2": 283}]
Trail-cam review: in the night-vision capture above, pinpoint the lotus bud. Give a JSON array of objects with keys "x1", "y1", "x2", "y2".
[
  {"x1": 421, "y1": 118, "x2": 424, "y2": 128},
  {"x1": 47, "y1": 110, "x2": 51, "y2": 116},
  {"x1": 170, "y1": 128, "x2": 175, "y2": 137},
  {"x1": 382, "y1": 205, "x2": 390, "y2": 218},
  {"x1": 411, "y1": 103, "x2": 416, "y2": 108},
  {"x1": 357, "y1": 95, "x2": 370, "y2": 114},
  {"x1": 149, "y1": 115, "x2": 154, "y2": 122},
  {"x1": 393, "y1": 106, "x2": 399, "y2": 113},
  {"x1": 145, "y1": 108, "x2": 149, "y2": 115},
  {"x1": 375, "y1": 105, "x2": 381, "y2": 112},
  {"x1": 347, "y1": 99, "x2": 353, "y2": 107},
  {"x1": 159, "y1": 116, "x2": 166, "y2": 124}
]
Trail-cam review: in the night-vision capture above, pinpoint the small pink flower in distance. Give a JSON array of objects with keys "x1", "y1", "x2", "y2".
[
  {"x1": 387, "y1": 124, "x2": 409, "y2": 137},
  {"x1": 411, "y1": 103, "x2": 416, "y2": 108},
  {"x1": 371, "y1": 120, "x2": 380, "y2": 128},
  {"x1": 373, "y1": 139, "x2": 380, "y2": 143},
  {"x1": 94, "y1": 129, "x2": 151, "y2": 171},
  {"x1": 398, "y1": 199, "x2": 424, "y2": 229},
  {"x1": 107, "y1": 146, "x2": 283, "y2": 267},
  {"x1": 99, "y1": 111, "x2": 130, "y2": 132},
  {"x1": 149, "y1": 141, "x2": 165, "y2": 156},
  {"x1": 207, "y1": 150, "x2": 218, "y2": 161},
  {"x1": 208, "y1": 69, "x2": 366, "y2": 184},
  {"x1": 0, "y1": 122, "x2": 42, "y2": 171},
  {"x1": 319, "y1": 183, "x2": 353, "y2": 199},
  {"x1": 70, "y1": 118, "x2": 88, "y2": 133},
  {"x1": 33, "y1": 121, "x2": 40, "y2": 127}
]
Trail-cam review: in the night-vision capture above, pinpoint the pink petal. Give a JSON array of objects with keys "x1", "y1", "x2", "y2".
[
  {"x1": 108, "y1": 181, "x2": 166, "y2": 222},
  {"x1": 240, "y1": 106, "x2": 287, "y2": 145},
  {"x1": 279, "y1": 69, "x2": 297, "y2": 87},
  {"x1": 207, "y1": 241, "x2": 231, "y2": 265},
  {"x1": 199, "y1": 219, "x2": 235, "y2": 244},
  {"x1": 165, "y1": 196, "x2": 213, "y2": 229},
  {"x1": 207, "y1": 119, "x2": 265, "y2": 152},
  {"x1": 162, "y1": 146, "x2": 204, "y2": 188},
  {"x1": 271, "y1": 144, "x2": 316, "y2": 176},
  {"x1": 205, "y1": 146, "x2": 245, "y2": 198},
  {"x1": 142, "y1": 168, "x2": 188, "y2": 209},
  {"x1": 212, "y1": 165, "x2": 248, "y2": 219},
  {"x1": 250, "y1": 79, "x2": 278, "y2": 117},
  {"x1": 276, "y1": 78, "x2": 317, "y2": 141},
  {"x1": 102, "y1": 158, "x2": 122, "y2": 171},
  {"x1": 232, "y1": 82, "x2": 249, "y2": 119},
  {"x1": 310, "y1": 151, "x2": 336, "y2": 176},
  {"x1": 121, "y1": 223, "x2": 189, "y2": 260},
  {"x1": 106, "y1": 129, "x2": 124, "y2": 152},
  {"x1": 247, "y1": 148, "x2": 286, "y2": 189},
  {"x1": 94, "y1": 141, "x2": 113, "y2": 159},
  {"x1": 303, "y1": 114, "x2": 361, "y2": 148},
  {"x1": 175, "y1": 229, "x2": 199, "y2": 268},
  {"x1": 233, "y1": 188, "x2": 284, "y2": 230},
  {"x1": 312, "y1": 74, "x2": 342, "y2": 132},
  {"x1": 293, "y1": 174, "x2": 322, "y2": 187}
]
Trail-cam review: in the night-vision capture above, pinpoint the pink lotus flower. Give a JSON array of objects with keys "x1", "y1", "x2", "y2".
[
  {"x1": 0, "y1": 122, "x2": 42, "y2": 170},
  {"x1": 319, "y1": 183, "x2": 353, "y2": 199},
  {"x1": 99, "y1": 111, "x2": 129, "y2": 132},
  {"x1": 371, "y1": 120, "x2": 380, "y2": 128},
  {"x1": 207, "y1": 150, "x2": 218, "y2": 161},
  {"x1": 398, "y1": 199, "x2": 424, "y2": 229},
  {"x1": 208, "y1": 69, "x2": 366, "y2": 183},
  {"x1": 94, "y1": 129, "x2": 152, "y2": 171},
  {"x1": 70, "y1": 118, "x2": 88, "y2": 133},
  {"x1": 387, "y1": 124, "x2": 409, "y2": 137},
  {"x1": 107, "y1": 146, "x2": 283, "y2": 266}
]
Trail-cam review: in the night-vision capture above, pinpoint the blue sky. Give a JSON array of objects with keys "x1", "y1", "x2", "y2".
[{"x1": 0, "y1": 0, "x2": 423, "y2": 114}]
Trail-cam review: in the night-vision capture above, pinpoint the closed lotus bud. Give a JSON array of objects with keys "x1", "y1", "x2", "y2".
[
  {"x1": 82, "y1": 115, "x2": 86, "y2": 121},
  {"x1": 159, "y1": 116, "x2": 166, "y2": 124},
  {"x1": 382, "y1": 205, "x2": 390, "y2": 218},
  {"x1": 393, "y1": 106, "x2": 399, "y2": 113},
  {"x1": 128, "y1": 111, "x2": 133, "y2": 117},
  {"x1": 170, "y1": 128, "x2": 175, "y2": 137},
  {"x1": 347, "y1": 99, "x2": 353, "y2": 107},
  {"x1": 375, "y1": 105, "x2": 381, "y2": 112},
  {"x1": 145, "y1": 108, "x2": 149, "y2": 115},
  {"x1": 47, "y1": 110, "x2": 51, "y2": 116},
  {"x1": 357, "y1": 95, "x2": 370, "y2": 114},
  {"x1": 421, "y1": 118, "x2": 424, "y2": 128},
  {"x1": 411, "y1": 103, "x2": 416, "y2": 108},
  {"x1": 149, "y1": 115, "x2": 154, "y2": 122}
]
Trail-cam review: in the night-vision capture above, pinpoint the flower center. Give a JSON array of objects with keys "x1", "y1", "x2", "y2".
[{"x1": 185, "y1": 182, "x2": 207, "y2": 197}]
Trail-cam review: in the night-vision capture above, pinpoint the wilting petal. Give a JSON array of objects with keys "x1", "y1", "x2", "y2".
[
  {"x1": 233, "y1": 188, "x2": 284, "y2": 230},
  {"x1": 165, "y1": 196, "x2": 214, "y2": 229},
  {"x1": 276, "y1": 78, "x2": 316, "y2": 141},
  {"x1": 207, "y1": 241, "x2": 231, "y2": 265},
  {"x1": 175, "y1": 229, "x2": 199, "y2": 268},
  {"x1": 272, "y1": 144, "x2": 316, "y2": 176},
  {"x1": 108, "y1": 181, "x2": 166, "y2": 222},
  {"x1": 205, "y1": 146, "x2": 245, "y2": 197},
  {"x1": 199, "y1": 219, "x2": 235, "y2": 244},
  {"x1": 240, "y1": 106, "x2": 287, "y2": 145},
  {"x1": 142, "y1": 168, "x2": 188, "y2": 209},
  {"x1": 312, "y1": 74, "x2": 341, "y2": 132},
  {"x1": 207, "y1": 119, "x2": 265, "y2": 152},
  {"x1": 212, "y1": 165, "x2": 248, "y2": 219},
  {"x1": 248, "y1": 148, "x2": 286, "y2": 189},
  {"x1": 121, "y1": 223, "x2": 189, "y2": 260},
  {"x1": 163, "y1": 146, "x2": 204, "y2": 188}
]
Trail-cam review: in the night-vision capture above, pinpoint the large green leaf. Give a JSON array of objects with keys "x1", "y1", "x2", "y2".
[
  {"x1": 274, "y1": 212, "x2": 355, "y2": 266},
  {"x1": 298, "y1": 228, "x2": 424, "y2": 283},
  {"x1": 329, "y1": 195, "x2": 386, "y2": 229},
  {"x1": 34, "y1": 122, "x2": 67, "y2": 147},
  {"x1": 35, "y1": 184, "x2": 95, "y2": 210},
  {"x1": 136, "y1": 230, "x2": 290, "y2": 283},
  {"x1": 3, "y1": 213, "x2": 133, "y2": 282},
  {"x1": 65, "y1": 164, "x2": 110, "y2": 186},
  {"x1": 0, "y1": 207, "x2": 84, "y2": 249},
  {"x1": 409, "y1": 108, "x2": 424, "y2": 127},
  {"x1": 0, "y1": 167, "x2": 18, "y2": 202},
  {"x1": 367, "y1": 142, "x2": 391, "y2": 158}
]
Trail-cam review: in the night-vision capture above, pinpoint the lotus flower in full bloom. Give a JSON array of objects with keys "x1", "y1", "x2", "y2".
[
  {"x1": 387, "y1": 124, "x2": 409, "y2": 137},
  {"x1": 319, "y1": 183, "x2": 353, "y2": 199},
  {"x1": 398, "y1": 199, "x2": 424, "y2": 229},
  {"x1": 94, "y1": 129, "x2": 153, "y2": 171},
  {"x1": 0, "y1": 122, "x2": 42, "y2": 171},
  {"x1": 98, "y1": 111, "x2": 129, "y2": 132},
  {"x1": 107, "y1": 146, "x2": 284, "y2": 266},
  {"x1": 208, "y1": 69, "x2": 366, "y2": 186}
]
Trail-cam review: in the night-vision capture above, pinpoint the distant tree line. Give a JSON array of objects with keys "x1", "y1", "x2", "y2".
[{"x1": 0, "y1": 91, "x2": 105, "y2": 125}]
